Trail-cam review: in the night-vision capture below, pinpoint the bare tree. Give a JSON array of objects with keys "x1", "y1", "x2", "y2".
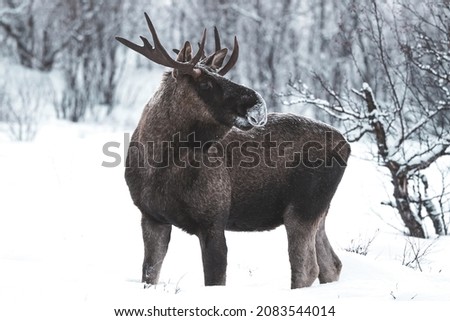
[
  {"x1": 57, "y1": 0, "x2": 124, "y2": 122},
  {"x1": 284, "y1": 0, "x2": 450, "y2": 238},
  {"x1": 0, "y1": 0, "x2": 83, "y2": 71},
  {"x1": 0, "y1": 0, "x2": 125, "y2": 122}
]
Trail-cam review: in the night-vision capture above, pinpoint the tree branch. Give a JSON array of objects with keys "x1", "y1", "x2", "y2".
[{"x1": 406, "y1": 144, "x2": 450, "y2": 172}]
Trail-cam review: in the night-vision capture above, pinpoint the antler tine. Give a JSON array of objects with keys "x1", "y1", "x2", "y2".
[
  {"x1": 144, "y1": 12, "x2": 205, "y2": 74},
  {"x1": 191, "y1": 29, "x2": 206, "y2": 66},
  {"x1": 197, "y1": 43, "x2": 206, "y2": 59},
  {"x1": 214, "y1": 27, "x2": 221, "y2": 52},
  {"x1": 115, "y1": 36, "x2": 149, "y2": 58},
  {"x1": 143, "y1": 13, "x2": 189, "y2": 70},
  {"x1": 218, "y1": 36, "x2": 239, "y2": 76},
  {"x1": 116, "y1": 13, "x2": 205, "y2": 77}
]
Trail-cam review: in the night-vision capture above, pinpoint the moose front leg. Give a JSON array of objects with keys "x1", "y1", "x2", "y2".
[
  {"x1": 141, "y1": 214, "x2": 172, "y2": 285},
  {"x1": 198, "y1": 229, "x2": 227, "y2": 286}
]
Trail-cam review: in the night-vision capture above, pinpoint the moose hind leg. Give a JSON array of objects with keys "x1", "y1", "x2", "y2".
[
  {"x1": 284, "y1": 208, "x2": 320, "y2": 289},
  {"x1": 198, "y1": 228, "x2": 227, "y2": 286},
  {"x1": 141, "y1": 214, "x2": 172, "y2": 285},
  {"x1": 315, "y1": 215, "x2": 342, "y2": 283}
]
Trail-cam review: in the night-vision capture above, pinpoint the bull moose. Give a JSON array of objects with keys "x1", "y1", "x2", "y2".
[{"x1": 116, "y1": 13, "x2": 350, "y2": 289}]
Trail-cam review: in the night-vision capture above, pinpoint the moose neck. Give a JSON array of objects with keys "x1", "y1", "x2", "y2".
[{"x1": 146, "y1": 75, "x2": 230, "y2": 149}]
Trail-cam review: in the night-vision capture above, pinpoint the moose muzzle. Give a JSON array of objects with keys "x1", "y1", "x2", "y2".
[{"x1": 247, "y1": 91, "x2": 267, "y2": 127}]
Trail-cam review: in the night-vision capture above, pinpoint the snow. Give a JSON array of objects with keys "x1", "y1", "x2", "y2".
[
  {"x1": 362, "y1": 82, "x2": 370, "y2": 91},
  {"x1": 0, "y1": 64, "x2": 449, "y2": 319},
  {"x1": 1, "y1": 122, "x2": 449, "y2": 320}
]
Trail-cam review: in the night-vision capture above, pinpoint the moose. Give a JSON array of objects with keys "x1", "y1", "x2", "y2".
[{"x1": 116, "y1": 13, "x2": 350, "y2": 289}]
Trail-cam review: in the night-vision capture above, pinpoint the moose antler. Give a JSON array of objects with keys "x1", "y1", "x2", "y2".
[
  {"x1": 218, "y1": 35, "x2": 238, "y2": 76},
  {"x1": 213, "y1": 27, "x2": 221, "y2": 53},
  {"x1": 116, "y1": 13, "x2": 205, "y2": 77},
  {"x1": 203, "y1": 26, "x2": 239, "y2": 75}
]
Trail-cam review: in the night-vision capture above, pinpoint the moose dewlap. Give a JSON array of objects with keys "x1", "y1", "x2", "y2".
[{"x1": 117, "y1": 13, "x2": 350, "y2": 289}]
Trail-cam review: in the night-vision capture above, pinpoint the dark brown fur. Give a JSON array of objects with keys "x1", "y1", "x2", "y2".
[
  {"x1": 125, "y1": 70, "x2": 350, "y2": 288},
  {"x1": 119, "y1": 17, "x2": 350, "y2": 288}
]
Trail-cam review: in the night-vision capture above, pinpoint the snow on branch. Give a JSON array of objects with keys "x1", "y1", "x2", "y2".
[
  {"x1": 228, "y1": 4, "x2": 263, "y2": 23},
  {"x1": 284, "y1": 78, "x2": 364, "y2": 121},
  {"x1": 396, "y1": 104, "x2": 450, "y2": 148},
  {"x1": 405, "y1": 143, "x2": 450, "y2": 173}
]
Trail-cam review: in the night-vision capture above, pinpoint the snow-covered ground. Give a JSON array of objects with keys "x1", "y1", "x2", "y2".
[
  {"x1": 1, "y1": 64, "x2": 449, "y2": 320},
  {"x1": 1, "y1": 119, "x2": 449, "y2": 320}
]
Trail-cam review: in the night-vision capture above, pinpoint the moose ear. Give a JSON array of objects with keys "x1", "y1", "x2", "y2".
[
  {"x1": 173, "y1": 41, "x2": 193, "y2": 78},
  {"x1": 210, "y1": 48, "x2": 228, "y2": 70},
  {"x1": 176, "y1": 41, "x2": 193, "y2": 62}
]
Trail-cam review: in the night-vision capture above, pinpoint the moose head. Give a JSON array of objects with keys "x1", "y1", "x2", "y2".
[{"x1": 116, "y1": 13, "x2": 267, "y2": 132}]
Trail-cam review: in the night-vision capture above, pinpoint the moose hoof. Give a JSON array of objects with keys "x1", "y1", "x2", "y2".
[
  {"x1": 291, "y1": 264, "x2": 319, "y2": 289},
  {"x1": 318, "y1": 257, "x2": 342, "y2": 284}
]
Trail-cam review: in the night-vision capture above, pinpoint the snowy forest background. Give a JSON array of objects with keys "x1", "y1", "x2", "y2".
[
  {"x1": 1, "y1": 0, "x2": 450, "y2": 316},
  {"x1": 1, "y1": 0, "x2": 448, "y2": 237}
]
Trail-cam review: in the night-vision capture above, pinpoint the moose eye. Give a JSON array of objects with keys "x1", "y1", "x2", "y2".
[{"x1": 199, "y1": 81, "x2": 212, "y2": 91}]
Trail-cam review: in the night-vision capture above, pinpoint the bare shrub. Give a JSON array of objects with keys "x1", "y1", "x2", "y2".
[
  {"x1": 344, "y1": 229, "x2": 379, "y2": 256},
  {"x1": 3, "y1": 90, "x2": 41, "y2": 141},
  {"x1": 401, "y1": 237, "x2": 436, "y2": 272},
  {"x1": 0, "y1": 64, "x2": 54, "y2": 141}
]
